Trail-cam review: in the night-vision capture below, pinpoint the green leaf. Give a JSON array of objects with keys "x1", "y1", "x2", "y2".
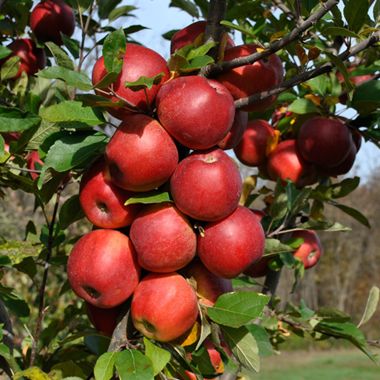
[
  {"x1": 59, "y1": 195, "x2": 85, "y2": 229},
  {"x1": 45, "y1": 42, "x2": 74, "y2": 70},
  {"x1": 330, "y1": 202, "x2": 370, "y2": 228},
  {"x1": 108, "y1": 5, "x2": 137, "y2": 21},
  {"x1": 94, "y1": 352, "x2": 117, "y2": 380},
  {"x1": 264, "y1": 239, "x2": 293, "y2": 256},
  {"x1": 220, "y1": 20, "x2": 263, "y2": 37},
  {"x1": 38, "y1": 67, "x2": 93, "y2": 91},
  {"x1": 125, "y1": 191, "x2": 171, "y2": 206},
  {"x1": 125, "y1": 73, "x2": 165, "y2": 91},
  {"x1": 1, "y1": 55, "x2": 20, "y2": 80},
  {"x1": 39, "y1": 101, "x2": 103, "y2": 126},
  {"x1": 103, "y1": 29, "x2": 126, "y2": 74},
  {"x1": 288, "y1": 98, "x2": 319, "y2": 114},
  {"x1": 0, "y1": 106, "x2": 41, "y2": 132},
  {"x1": 144, "y1": 338, "x2": 171, "y2": 376},
  {"x1": 0, "y1": 284, "x2": 29, "y2": 317},
  {"x1": 169, "y1": 0, "x2": 199, "y2": 17},
  {"x1": 374, "y1": 0, "x2": 380, "y2": 20},
  {"x1": 322, "y1": 26, "x2": 359, "y2": 38},
  {"x1": 357, "y1": 286, "x2": 379, "y2": 327},
  {"x1": 0, "y1": 46, "x2": 11, "y2": 60},
  {"x1": 269, "y1": 192, "x2": 288, "y2": 220},
  {"x1": 306, "y1": 76, "x2": 329, "y2": 96},
  {"x1": 298, "y1": 219, "x2": 351, "y2": 232},
  {"x1": 351, "y1": 80, "x2": 380, "y2": 115},
  {"x1": 246, "y1": 324, "x2": 273, "y2": 356},
  {"x1": 180, "y1": 55, "x2": 214, "y2": 72},
  {"x1": 186, "y1": 42, "x2": 217, "y2": 60},
  {"x1": 14, "y1": 367, "x2": 51, "y2": 380},
  {"x1": 62, "y1": 35, "x2": 80, "y2": 59},
  {"x1": 343, "y1": 0, "x2": 369, "y2": 32},
  {"x1": 222, "y1": 326, "x2": 260, "y2": 372},
  {"x1": 208, "y1": 291, "x2": 269, "y2": 328},
  {"x1": 0, "y1": 240, "x2": 41, "y2": 265},
  {"x1": 330, "y1": 177, "x2": 360, "y2": 198},
  {"x1": 114, "y1": 349, "x2": 154, "y2": 380},
  {"x1": 98, "y1": 0, "x2": 123, "y2": 19}
]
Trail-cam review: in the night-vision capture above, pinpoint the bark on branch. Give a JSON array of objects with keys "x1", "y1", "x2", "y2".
[{"x1": 235, "y1": 30, "x2": 380, "y2": 109}]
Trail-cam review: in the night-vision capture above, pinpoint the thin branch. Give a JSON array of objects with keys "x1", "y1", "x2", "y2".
[
  {"x1": 235, "y1": 30, "x2": 380, "y2": 109},
  {"x1": 201, "y1": 0, "x2": 338, "y2": 76},
  {"x1": 29, "y1": 186, "x2": 63, "y2": 366},
  {"x1": 78, "y1": 0, "x2": 95, "y2": 72}
]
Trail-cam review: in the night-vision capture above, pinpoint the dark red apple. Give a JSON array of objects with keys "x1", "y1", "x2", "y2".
[
  {"x1": 170, "y1": 20, "x2": 234, "y2": 54},
  {"x1": 156, "y1": 76, "x2": 235, "y2": 150},
  {"x1": 233, "y1": 119, "x2": 275, "y2": 166},
  {"x1": 297, "y1": 117, "x2": 353, "y2": 168},
  {"x1": 130, "y1": 203, "x2": 196, "y2": 273},
  {"x1": 92, "y1": 43, "x2": 170, "y2": 118},
  {"x1": 244, "y1": 256, "x2": 271, "y2": 278},
  {"x1": 217, "y1": 110, "x2": 248, "y2": 150},
  {"x1": 86, "y1": 302, "x2": 122, "y2": 337},
  {"x1": 79, "y1": 159, "x2": 140, "y2": 228},
  {"x1": 67, "y1": 229, "x2": 140, "y2": 308},
  {"x1": 105, "y1": 114, "x2": 178, "y2": 192},
  {"x1": 170, "y1": 148, "x2": 242, "y2": 221},
  {"x1": 4, "y1": 39, "x2": 46, "y2": 78},
  {"x1": 131, "y1": 272, "x2": 198, "y2": 342},
  {"x1": 182, "y1": 259, "x2": 232, "y2": 306},
  {"x1": 267, "y1": 139, "x2": 317, "y2": 187},
  {"x1": 197, "y1": 206, "x2": 265, "y2": 278},
  {"x1": 217, "y1": 44, "x2": 283, "y2": 112},
  {"x1": 30, "y1": 0, "x2": 75, "y2": 45},
  {"x1": 291, "y1": 230, "x2": 323, "y2": 269}
]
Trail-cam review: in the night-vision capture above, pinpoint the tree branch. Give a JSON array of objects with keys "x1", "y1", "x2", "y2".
[
  {"x1": 235, "y1": 30, "x2": 380, "y2": 109},
  {"x1": 201, "y1": 0, "x2": 338, "y2": 77}
]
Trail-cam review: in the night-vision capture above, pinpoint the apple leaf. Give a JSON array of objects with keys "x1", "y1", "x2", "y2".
[
  {"x1": 357, "y1": 286, "x2": 380, "y2": 328},
  {"x1": 61, "y1": 35, "x2": 80, "y2": 59},
  {"x1": 180, "y1": 55, "x2": 215, "y2": 72},
  {"x1": 45, "y1": 42, "x2": 74, "y2": 70},
  {"x1": 169, "y1": 0, "x2": 199, "y2": 18},
  {"x1": 330, "y1": 202, "x2": 370, "y2": 228},
  {"x1": 103, "y1": 28, "x2": 126, "y2": 74},
  {"x1": 108, "y1": 5, "x2": 137, "y2": 21},
  {"x1": 144, "y1": 338, "x2": 171, "y2": 376},
  {"x1": 330, "y1": 177, "x2": 360, "y2": 199},
  {"x1": 59, "y1": 195, "x2": 85, "y2": 229},
  {"x1": 246, "y1": 324, "x2": 274, "y2": 357},
  {"x1": 125, "y1": 191, "x2": 171, "y2": 206},
  {"x1": 220, "y1": 20, "x2": 263, "y2": 37},
  {"x1": 186, "y1": 42, "x2": 217, "y2": 60},
  {"x1": 351, "y1": 80, "x2": 380, "y2": 115},
  {"x1": 1, "y1": 55, "x2": 20, "y2": 81},
  {"x1": 0, "y1": 284, "x2": 29, "y2": 318},
  {"x1": 94, "y1": 352, "x2": 117, "y2": 380},
  {"x1": 221, "y1": 325, "x2": 260, "y2": 372},
  {"x1": 0, "y1": 106, "x2": 41, "y2": 132},
  {"x1": 208, "y1": 291, "x2": 270, "y2": 328},
  {"x1": 288, "y1": 98, "x2": 320, "y2": 114},
  {"x1": 98, "y1": 0, "x2": 123, "y2": 19},
  {"x1": 114, "y1": 349, "x2": 154, "y2": 380},
  {"x1": 264, "y1": 238, "x2": 294, "y2": 256},
  {"x1": 298, "y1": 219, "x2": 351, "y2": 232},
  {"x1": 0, "y1": 46, "x2": 11, "y2": 60},
  {"x1": 13, "y1": 367, "x2": 51, "y2": 380},
  {"x1": 125, "y1": 72, "x2": 165, "y2": 91},
  {"x1": 343, "y1": 0, "x2": 369, "y2": 33}
]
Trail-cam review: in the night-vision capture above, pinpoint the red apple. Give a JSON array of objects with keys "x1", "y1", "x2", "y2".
[
  {"x1": 26, "y1": 150, "x2": 44, "y2": 181},
  {"x1": 233, "y1": 119, "x2": 275, "y2": 166},
  {"x1": 92, "y1": 43, "x2": 170, "y2": 119},
  {"x1": 2, "y1": 132, "x2": 20, "y2": 155},
  {"x1": 267, "y1": 139, "x2": 317, "y2": 187},
  {"x1": 217, "y1": 44, "x2": 283, "y2": 112},
  {"x1": 105, "y1": 114, "x2": 178, "y2": 192},
  {"x1": 170, "y1": 20, "x2": 234, "y2": 54},
  {"x1": 79, "y1": 159, "x2": 140, "y2": 228},
  {"x1": 156, "y1": 76, "x2": 235, "y2": 150},
  {"x1": 170, "y1": 148, "x2": 242, "y2": 221},
  {"x1": 251, "y1": 208, "x2": 266, "y2": 221},
  {"x1": 30, "y1": 0, "x2": 75, "y2": 45},
  {"x1": 297, "y1": 117, "x2": 353, "y2": 168},
  {"x1": 197, "y1": 206, "x2": 265, "y2": 278},
  {"x1": 291, "y1": 230, "x2": 323, "y2": 269},
  {"x1": 86, "y1": 302, "x2": 122, "y2": 337},
  {"x1": 67, "y1": 229, "x2": 140, "y2": 308},
  {"x1": 131, "y1": 272, "x2": 198, "y2": 342},
  {"x1": 4, "y1": 39, "x2": 46, "y2": 78},
  {"x1": 182, "y1": 259, "x2": 232, "y2": 306},
  {"x1": 130, "y1": 203, "x2": 196, "y2": 273},
  {"x1": 217, "y1": 110, "x2": 248, "y2": 150},
  {"x1": 244, "y1": 256, "x2": 271, "y2": 278}
]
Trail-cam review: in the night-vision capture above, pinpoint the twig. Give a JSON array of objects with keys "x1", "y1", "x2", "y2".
[
  {"x1": 78, "y1": 0, "x2": 95, "y2": 72},
  {"x1": 235, "y1": 30, "x2": 380, "y2": 109},
  {"x1": 5, "y1": 164, "x2": 41, "y2": 174},
  {"x1": 201, "y1": 0, "x2": 339, "y2": 76},
  {"x1": 29, "y1": 185, "x2": 63, "y2": 366}
]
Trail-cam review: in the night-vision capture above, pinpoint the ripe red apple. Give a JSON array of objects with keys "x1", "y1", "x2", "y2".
[
  {"x1": 156, "y1": 76, "x2": 235, "y2": 150},
  {"x1": 26, "y1": 150, "x2": 44, "y2": 180},
  {"x1": 170, "y1": 20, "x2": 235, "y2": 54},
  {"x1": 105, "y1": 114, "x2": 178, "y2": 192},
  {"x1": 30, "y1": 0, "x2": 75, "y2": 45},
  {"x1": 4, "y1": 39, "x2": 46, "y2": 78},
  {"x1": 297, "y1": 117, "x2": 353, "y2": 168},
  {"x1": 170, "y1": 148, "x2": 242, "y2": 221},
  {"x1": 267, "y1": 139, "x2": 317, "y2": 187},
  {"x1": 67, "y1": 229, "x2": 140, "y2": 308},
  {"x1": 86, "y1": 302, "x2": 122, "y2": 337},
  {"x1": 217, "y1": 110, "x2": 248, "y2": 150},
  {"x1": 79, "y1": 159, "x2": 140, "y2": 229},
  {"x1": 233, "y1": 119, "x2": 275, "y2": 166},
  {"x1": 182, "y1": 259, "x2": 232, "y2": 306},
  {"x1": 131, "y1": 272, "x2": 198, "y2": 342},
  {"x1": 217, "y1": 44, "x2": 283, "y2": 112},
  {"x1": 92, "y1": 43, "x2": 170, "y2": 119},
  {"x1": 130, "y1": 203, "x2": 196, "y2": 273},
  {"x1": 197, "y1": 206, "x2": 265, "y2": 278},
  {"x1": 291, "y1": 230, "x2": 323, "y2": 269}
]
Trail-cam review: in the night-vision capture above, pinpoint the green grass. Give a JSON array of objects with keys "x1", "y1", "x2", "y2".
[{"x1": 254, "y1": 349, "x2": 380, "y2": 380}]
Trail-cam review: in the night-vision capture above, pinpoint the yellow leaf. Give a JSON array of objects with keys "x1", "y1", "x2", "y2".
[
  {"x1": 266, "y1": 129, "x2": 280, "y2": 156},
  {"x1": 178, "y1": 321, "x2": 200, "y2": 347},
  {"x1": 239, "y1": 175, "x2": 257, "y2": 206},
  {"x1": 270, "y1": 31, "x2": 286, "y2": 42},
  {"x1": 14, "y1": 367, "x2": 51, "y2": 380},
  {"x1": 305, "y1": 94, "x2": 321, "y2": 106},
  {"x1": 324, "y1": 96, "x2": 339, "y2": 106}
]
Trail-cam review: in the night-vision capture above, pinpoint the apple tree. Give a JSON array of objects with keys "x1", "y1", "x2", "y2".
[{"x1": 0, "y1": 0, "x2": 379, "y2": 379}]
